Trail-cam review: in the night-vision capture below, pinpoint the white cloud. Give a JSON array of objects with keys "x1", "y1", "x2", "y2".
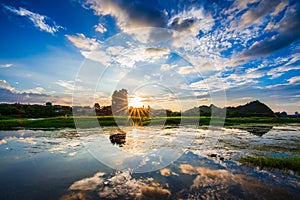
[
  {"x1": 261, "y1": 75, "x2": 300, "y2": 89},
  {"x1": 239, "y1": 0, "x2": 281, "y2": 29},
  {"x1": 224, "y1": 0, "x2": 260, "y2": 16},
  {"x1": 85, "y1": 0, "x2": 127, "y2": 21},
  {"x1": 223, "y1": 72, "x2": 261, "y2": 89},
  {"x1": 0, "y1": 80, "x2": 15, "y2": 91},
  {"x1": 160, "y1": 64, "x2": 170, "y2": 71},
  {"x1": 3, "y1": 5, "x2": 63, "y2": 34},
  {"x1": 270, "y1": 1, "x2": 288, "y2": 16},
  {"x1": 94, "y1": 23, "x2": 107, "y2": 33},
  {"x1": 267, "y1": 53, "x2": 300, "y2": 79},
  {"x1": 65, "y1": 33, "x2": 104, "y2": 62},
  {"x1": 288, "y1": 76, "x2": 300, "y2": 84},
  {"x1": 178, "y1": 66, "x2": 194, "y2": 75},
  {"x1": 0, "y1": 63, "x2": 12, "y2": 68},
  {"x1": 192, "y1": 91, "x2": 209, "y2": 97},
  {"x1": 56, "y1": 80, "x2": 75, "y2": 91},
  {"x1": 264, "y1": 21, "x2": 277, "y2": 31},
  {"x1": 188, "y1": 65, "x2": 265, "y2": 94},
  {"x1": 168, "y1": 7, "x2": 214, "y2": 36},
  {"x1": 104, "y1": 44, "x2": 168, "y2": 68},
  {"x1": 65, "y1": 33, "x2": 99, "y2": 51},
  {"x1": 0, "y1": 80, "x2": 49, "y2": 95},
  {"x1": 23, "y1": 87, "x2": 45, "y2": 94},
  {"x1": 268, "y1": 65, "x2": 300, "y2": 79},
  {"x1": 81, "y1": 49, "x2": 111, "y2": 65},
  {"x1": 0, "y1": 80, "x2": 75, "y2": 105},
  {"x1": 239, "y1": 2, "x2": 300, "y2": 57},
  {"x1": 285, "y1": 53, "x2": 300, "y2": 66},
  {"x1": 220, "y1": 0, "x2": 291, "y2": 60},
  {"x1": 189, "y1": 79, "x2": 210, "y2": 91}
]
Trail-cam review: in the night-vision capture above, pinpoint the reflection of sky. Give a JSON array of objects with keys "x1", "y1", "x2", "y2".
[
  {"x1": 63, "y1": 153, "x2": 300, "y2": 199},
  {"x1": 82, "y1": 127, "x2": 189, "y2": 173},
  {"x1": 0, "y1": 127, "x2": 299, "y2": 199}
]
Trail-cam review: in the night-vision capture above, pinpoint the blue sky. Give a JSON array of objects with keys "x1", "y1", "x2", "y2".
[{"x1": 0, "y1": 0, "x2": 299, "y2": 113}]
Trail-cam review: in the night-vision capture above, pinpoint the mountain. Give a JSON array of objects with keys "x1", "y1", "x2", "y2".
[
  {"x1": 183, "y1": 100, "x2": 274, "y2": 117},
  {"x1": 227, "y1": 100, "x2": 274, "y2": 117}
]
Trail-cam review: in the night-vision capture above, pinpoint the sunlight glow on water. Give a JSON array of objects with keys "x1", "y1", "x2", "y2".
[{"x1": 79, "y1": 126, "x2": 191, "y2": 173}]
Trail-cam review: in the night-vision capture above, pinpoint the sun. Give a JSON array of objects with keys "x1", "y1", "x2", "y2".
[{"x1": 129, "y1": 96, "x2": 143, "y2": 108}]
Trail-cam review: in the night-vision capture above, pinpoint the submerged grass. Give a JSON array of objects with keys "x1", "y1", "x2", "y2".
[{"x1": 239, "y1": 156, "x2": 300, "y2": 174}]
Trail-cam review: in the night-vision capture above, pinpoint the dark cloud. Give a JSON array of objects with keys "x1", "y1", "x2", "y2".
[
  {"x1": 122, "y1": 0, "x2": 166, "y2": 27},
  {"x1": 242, "y1": 2, "x2": 300, "y2": 57},
  {"x1": 0, "y1": 88, "x2": 50, "y2": 104},
  {"x1": 85, "y1": 0, "x2": 167, "y2": 31},
  {"x1": 240, "y1": 0, "x2": 281, "y2": 27},
  {"x1": 169, "y1": 18, "x2": 196, "y2": 32},
  {"x1": 145, "y1": 47, "x2": 170, "y2": 55}
]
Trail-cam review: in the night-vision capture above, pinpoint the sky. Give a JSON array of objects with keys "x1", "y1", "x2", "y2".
[{"x1": 0, "y1": 0, "x2": 299, "y2": 113}]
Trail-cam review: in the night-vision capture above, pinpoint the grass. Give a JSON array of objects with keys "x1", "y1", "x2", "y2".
[
  {"x1": 0, "y1": 116, "x2": 75, "y2": 130},
  {"x1": 239, "y1": 156, "x2": 300, "y2": 174},
  {"x1": 0, "y1": 116, "x2": 299, "y2": 130}
]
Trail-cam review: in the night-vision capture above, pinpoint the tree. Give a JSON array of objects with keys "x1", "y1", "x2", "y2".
[
  {"x1": 94, "y1": 103, "x2": 100, "y2": 110},
  {"x1": 111, "y1": 89, "x2": 128, "y2": 116}
]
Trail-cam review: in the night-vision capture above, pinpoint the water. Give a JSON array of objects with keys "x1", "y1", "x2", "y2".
[{"x1": 0, "y1": 125, "x2": 299, "y2": 199}]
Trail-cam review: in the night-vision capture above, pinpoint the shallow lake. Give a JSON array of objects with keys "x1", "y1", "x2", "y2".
[{"x1": 0, "y1": 125, "x2": 299, "y2": 199}]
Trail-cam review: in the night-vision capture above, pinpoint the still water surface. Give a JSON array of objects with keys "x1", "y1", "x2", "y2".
[{"x1": 0, "y1": 125, "x2": 299, "y2": 199}]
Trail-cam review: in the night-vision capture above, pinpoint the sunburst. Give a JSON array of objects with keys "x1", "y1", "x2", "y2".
[
  {"x1": 128, "y1": 96, "x2": 143, "y2": 108},
  {"x1": 128, "y1": 96, "x2": 150, "y2": 125}
]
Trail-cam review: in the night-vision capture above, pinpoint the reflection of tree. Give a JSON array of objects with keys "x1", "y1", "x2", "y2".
[
  {"x1": 112, "y1": 89, "x2": 129, "y2": 116},
  {"x1": 240, "y1": 126, "x2": 273, "y2": 136},
  {"x1": 109, "y1": 132, "x2": 126, "y2": 147},
  {"x1": 129, "y1": 105, "x2": 151, "y2": 126}
]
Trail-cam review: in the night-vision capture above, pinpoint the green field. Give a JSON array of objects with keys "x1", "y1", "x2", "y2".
[{"x1": 0, "y1": 116, "x2": 299, "y2": 130}]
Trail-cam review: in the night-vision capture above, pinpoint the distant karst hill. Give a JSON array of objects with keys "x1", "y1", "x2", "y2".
[
  {"x1": 227, "y1": 100, "x2": 274, "y2": 117},
  {"x1": 184, "y1": 100, "x2": 275, "y2": 117}
]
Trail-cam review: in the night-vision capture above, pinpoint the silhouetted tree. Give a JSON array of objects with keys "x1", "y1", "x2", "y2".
[
  {"x1": 94, "y1": 103, "x2": 100, "y2": 110},
  {"x1": 111, "y1": 89, "x2": 128, "y2": 116}
]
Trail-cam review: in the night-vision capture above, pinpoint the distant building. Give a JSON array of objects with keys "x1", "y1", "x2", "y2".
[{"x1": 111, "y1": 89, "x2": 128, "y2": 116}]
